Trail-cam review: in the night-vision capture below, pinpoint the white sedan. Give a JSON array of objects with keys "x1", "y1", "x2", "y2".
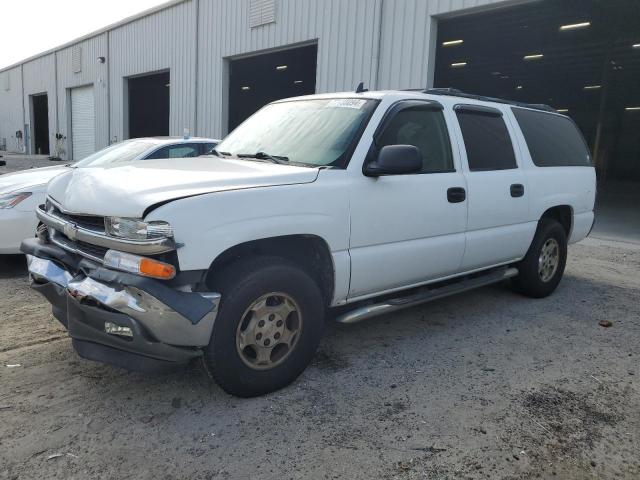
[{"x1": 0, "y1": 136, "x2": 219, "y2": 254}]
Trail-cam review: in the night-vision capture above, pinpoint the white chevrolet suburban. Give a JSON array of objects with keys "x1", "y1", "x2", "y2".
[{"x1": 23, "y1": 88, "x2": 596, "y2": 397}]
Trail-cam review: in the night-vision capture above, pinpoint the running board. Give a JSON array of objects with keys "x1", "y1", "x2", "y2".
[{"x1": 335, "y1": 267, "x2": 519, "y2": 324}]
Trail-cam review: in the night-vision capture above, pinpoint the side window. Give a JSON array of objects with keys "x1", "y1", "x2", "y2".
[
  {"x1": 202, "y1": 142, "x2": 218, "y2": 155},
  {"x1": 376, "y1": 106, "x2": 454, "y2": 173},
  {"x1": 511, "y1": 107, "x2": 591, "y2": 167},
  {"x1": 146, "y1": 144, "x2": 199, "y2": 159},
  {"x1": 455, "y1": 107, "x2": 517, "y2": 171}
]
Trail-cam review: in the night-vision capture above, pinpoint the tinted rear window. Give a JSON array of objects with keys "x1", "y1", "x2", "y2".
[
  {"x1": 512, "y1": 108, "x2": 591, "y2": 167},
  {"x1": 455, "y1": 109, "x2": 517, "y2": 171}
]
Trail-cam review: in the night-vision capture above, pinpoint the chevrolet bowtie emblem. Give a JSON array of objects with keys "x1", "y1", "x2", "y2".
[{"x1": 63, "y1": 223, "x2": 78, "y2": 241}]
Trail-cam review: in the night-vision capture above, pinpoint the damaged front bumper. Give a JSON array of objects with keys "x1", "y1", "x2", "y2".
[{"x1": 22, "y1": 238, "x2": 220, "y2": 372}]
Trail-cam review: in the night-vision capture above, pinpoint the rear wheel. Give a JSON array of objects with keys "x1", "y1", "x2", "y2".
[
  {"x1": 203, "y1": 256, "x2": 325, "y2": 397},
  {"x1": 511, "y1": 218, "x2": 568, "y2": 298}
]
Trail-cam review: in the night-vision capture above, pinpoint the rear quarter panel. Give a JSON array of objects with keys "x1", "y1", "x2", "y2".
[{"x1": 505, "y1": 109, "x2": 596, "y2": 244}]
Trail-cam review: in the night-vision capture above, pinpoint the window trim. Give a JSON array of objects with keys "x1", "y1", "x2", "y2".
[
  {"x1": 364, "y1": 99, "x2": 456, "y2": 176},
  {"x1": 454, "y1": 104, "x2": 503, "y2": 117}
]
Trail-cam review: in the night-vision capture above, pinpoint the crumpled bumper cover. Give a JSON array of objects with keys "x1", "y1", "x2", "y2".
[{"x1": 21, "y1": 237, "x2": 221, "y2": 371}]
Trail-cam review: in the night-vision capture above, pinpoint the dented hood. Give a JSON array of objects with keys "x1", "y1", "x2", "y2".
[{"x1": 47, "y1": 157, "x2": 319, "y2": 218}]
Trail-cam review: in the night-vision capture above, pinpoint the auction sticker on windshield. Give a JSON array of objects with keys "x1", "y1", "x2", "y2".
[{"x1": 326, "y1": 99, "x2": 368, "y2": 109}]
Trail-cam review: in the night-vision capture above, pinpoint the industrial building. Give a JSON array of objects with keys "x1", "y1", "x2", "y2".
[{"x1": 0, "y1": 0, "x2": 638, "y2": 185}]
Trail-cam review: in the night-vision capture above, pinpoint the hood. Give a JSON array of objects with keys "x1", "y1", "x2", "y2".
[
  {"x1": 0, "y1": 165, "x2": 70, "y2": 194},
  {"x1": 47, "y1": 157, "x2": 319, "y2": 218}
]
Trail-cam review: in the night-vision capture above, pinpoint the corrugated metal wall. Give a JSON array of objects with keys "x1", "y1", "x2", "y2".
[
  {"x1": 56, "y1": 34, "x2": 109, "y2": 158},
  {"x1": 377, "y1": 0, "x2": 519, "y2": 90},
  {"x1": 197, "y1": 0, "x2": 384, "y2": 137},
  {"x1": 22, "y1": 54, "x2": 57, "y2": 154},
  {"x1": 0, "y1": 67, "x2": 24, "y2": 152},
  {"x1": 108, "y1": 0, "x2": 197, "y2": 142},
  {"x1": 0, "y1": 0, "x2": 514, "y2": 153}
]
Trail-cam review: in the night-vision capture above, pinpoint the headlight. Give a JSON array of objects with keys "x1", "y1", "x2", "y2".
[
  {"x1": 104, "y1": 217, "x2": 173, "y2": 240},
  {"x1": 0, "y1": 192, "x2": 32, "y2": 209}
]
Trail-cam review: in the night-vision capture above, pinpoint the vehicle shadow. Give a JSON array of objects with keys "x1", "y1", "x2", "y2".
[{"x1": 0, "y1": 254, "x2": 27, "y2": 279}]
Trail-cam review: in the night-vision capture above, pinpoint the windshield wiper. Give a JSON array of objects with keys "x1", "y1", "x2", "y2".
[
  {"x1": 237, "y1": 151, "x2": 289, "y2": 164},
  {"x1": 211, "y1": 149, "x2": 232, "y2": 157}
]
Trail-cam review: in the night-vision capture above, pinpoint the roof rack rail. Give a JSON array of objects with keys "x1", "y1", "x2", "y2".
[{"x1": 422, "y1": 88, "x2": 557, "y2": 113}]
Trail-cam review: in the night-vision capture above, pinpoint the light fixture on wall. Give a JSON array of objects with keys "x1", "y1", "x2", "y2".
[
  {"x1": 241, "y1": 86, "x2": 251, "y2": 91},
  {"x1": 276, "y1": 65, "x2": 288, "y2": 71},
  {"x1": 97, "y1": 56, "x2": 106, "y2": 64}
]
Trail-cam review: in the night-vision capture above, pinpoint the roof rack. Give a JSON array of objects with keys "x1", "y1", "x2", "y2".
[{"x1": 422, "y1": 88, "x2": 557, "y2": 113}]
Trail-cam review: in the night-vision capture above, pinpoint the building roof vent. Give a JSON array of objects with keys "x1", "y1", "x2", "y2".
[
  {"x1": 72, "y1": 46, "x2": 82, "y2": 73},
  {"x1": 249, "y1": 0, "x2": 276, "y2": 28}
]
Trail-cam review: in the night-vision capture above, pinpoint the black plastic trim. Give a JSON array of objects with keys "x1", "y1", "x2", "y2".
[{"x1": 454, "y1": 104, "x2": 503, "y2": 117}]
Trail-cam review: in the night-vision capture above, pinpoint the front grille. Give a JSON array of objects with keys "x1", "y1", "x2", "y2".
[
  {"x1": 51, "y1": 205, "x2": 106, "y2": 233},
  {"x1": 45, "y1": 200, "x2": 108, "y2": 262},
  {"x1": 50, "y1": 230, "x2": 108, "y2": 262}
]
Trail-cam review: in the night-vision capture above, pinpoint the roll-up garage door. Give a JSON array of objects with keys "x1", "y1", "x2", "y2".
[{"x1": 71, "y1": 85, "x2": 95, "y2": 160}]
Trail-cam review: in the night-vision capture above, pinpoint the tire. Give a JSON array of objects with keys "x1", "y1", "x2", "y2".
[
  {"x1": 510, "y1": 218, "x2": 568, "y2": 298},
  {"x1": 203, "y1": 256, "x2": 325, "y2": 397}
]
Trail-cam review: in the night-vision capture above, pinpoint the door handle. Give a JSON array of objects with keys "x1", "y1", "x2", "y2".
[
  {"x1": 447, "y1": 187, "x2": 466, "y2": 203},
  {"x1": 510, "y1": 184, "x2": 525, "y2": 198}
]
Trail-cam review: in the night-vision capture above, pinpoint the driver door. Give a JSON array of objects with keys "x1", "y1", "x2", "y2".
[{"x1": 348, "y1": 101, "x2": 468, "y2": 299}]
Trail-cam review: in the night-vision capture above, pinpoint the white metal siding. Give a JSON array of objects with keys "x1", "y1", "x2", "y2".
[
  {"x1": 197, "y1": 0, "x2": 384, "y2": 137},
  {"x1": 56, "y1": 34, "x2": 109, "y2": 159},
  {"x1": 71, "y1": 85, "x2": 96, "y2": 160},
  {"x1": 108, "y1": 0, "x2": 197, "y2": 142},
  {"x1": 0, "y1": 67, "x2": 24, "y2": 152}
]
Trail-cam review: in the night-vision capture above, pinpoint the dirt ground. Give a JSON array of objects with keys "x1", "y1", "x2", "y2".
[{"x1": 0, "y1": 235, "x2": 638, "y2": 480}]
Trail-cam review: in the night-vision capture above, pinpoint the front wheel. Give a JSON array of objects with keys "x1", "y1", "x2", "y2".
[
  {"x1": 511, "y1": 218, "x2": 568, "y2": 298},
  {"x1": 203, "y1": 256, "x2": 325, "y2": 397}
]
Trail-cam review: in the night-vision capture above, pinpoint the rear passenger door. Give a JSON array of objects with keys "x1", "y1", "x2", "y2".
[{"x1": 453, "y1": 104, "x2": 533, "y2": 270}]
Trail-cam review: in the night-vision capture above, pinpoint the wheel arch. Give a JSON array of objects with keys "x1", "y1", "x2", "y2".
[
  {"x1": 205, "y1": 234, "x2": 336, "y2": 306},
  {"x1": 540, "y1": 205, "x2": 573, "y2": 238}
]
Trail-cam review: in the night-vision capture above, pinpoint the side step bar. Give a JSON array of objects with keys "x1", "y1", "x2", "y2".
[{"x1": 335, "y1": 267, "x2": 519, "y2": 324}]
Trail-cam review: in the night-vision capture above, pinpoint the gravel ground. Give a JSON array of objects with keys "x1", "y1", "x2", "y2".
[
  {"x1": 0, "y1": 237, "x2": 638, "y2": 480},
  {"x1": 0, "y1": 153, "x2": 65, "y2": 175}
]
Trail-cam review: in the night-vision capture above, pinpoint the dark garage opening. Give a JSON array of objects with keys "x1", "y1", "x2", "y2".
[
  {"x1": 31, "y1": 93, "x2": 49, "y2": 155},
  {"x1": 228, "y1": 44, "x2": 317, "y2": 131},
  {"x1": 434, "y1": 0, "x2": 640, "y2": 185},
  {"x1": 128, "y1": 71, "x2": 170, "y2": 138}
]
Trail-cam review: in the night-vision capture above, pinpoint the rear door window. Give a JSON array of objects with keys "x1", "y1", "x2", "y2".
[
  {"x1": 511, "y1": 107, "x2": 591, "y2": 167},
  {"x1": 455, "y1": 106, "x2": 517, "y2": 171}
]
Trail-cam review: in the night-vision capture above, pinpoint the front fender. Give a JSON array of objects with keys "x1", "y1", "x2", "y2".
[{"x1": 146, "y1": 175, "x2": 350, "y2": 272}]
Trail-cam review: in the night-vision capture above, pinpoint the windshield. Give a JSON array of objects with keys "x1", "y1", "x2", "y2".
[
  {"x1": 216, "y1": 98, "x2": 378, "y2": 167},
  {"x1": 74, "y1": 140, "x2": 157, "y2": 167}
]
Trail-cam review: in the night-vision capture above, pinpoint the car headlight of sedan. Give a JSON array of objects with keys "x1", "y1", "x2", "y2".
[
  {"x1": 0, "y1": 192, "x2": 32, "y2": 209},
  {"x1": 104, "y1": 217, "x2": 173, "y2": 241}
]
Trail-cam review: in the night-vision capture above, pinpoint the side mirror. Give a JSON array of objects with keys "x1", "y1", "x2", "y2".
[{"x1": 364, "y1": 145, "x2": 422, "y2": 177}]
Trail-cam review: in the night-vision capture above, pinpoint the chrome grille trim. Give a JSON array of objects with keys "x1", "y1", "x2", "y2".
[{"x1": 37, "y1": 199, "x2": 176, "y2": 259}]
